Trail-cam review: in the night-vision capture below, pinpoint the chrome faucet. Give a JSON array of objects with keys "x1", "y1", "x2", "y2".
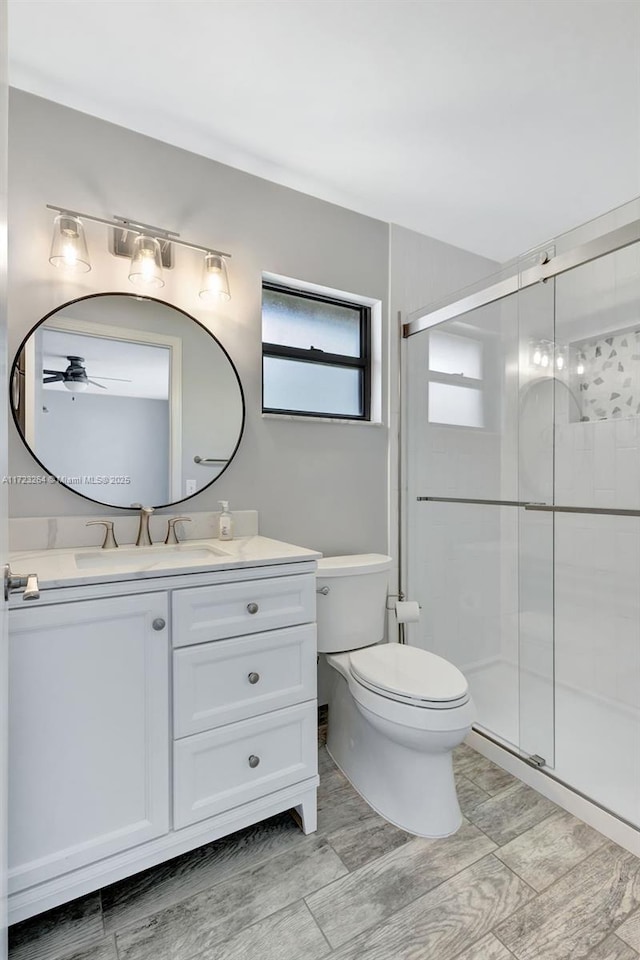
[
  {"x1": 135, "y1": 506, "x2": 154, "y2": 546},
  {"x1": 86, "y1": 520, "x2": 118, "y2": 550},
  {"x1": 165, "y1": 516, "x2": 191, "y2": 545}
]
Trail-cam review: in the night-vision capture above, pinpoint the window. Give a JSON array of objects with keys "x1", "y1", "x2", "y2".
[
  {"x1": 427, "y1": 329, "x2": 485, "y2": 428},
  {"x1": 262, "y1": 281, "x2": 371, "y2": 420}
]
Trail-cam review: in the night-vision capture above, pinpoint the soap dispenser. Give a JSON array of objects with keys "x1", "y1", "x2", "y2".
[{"x1": 218, "y1": 501, "x2": 233, "y2": 541}]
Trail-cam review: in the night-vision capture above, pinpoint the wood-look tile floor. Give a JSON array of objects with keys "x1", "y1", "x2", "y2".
[{"x1": 10, "y1": 716, "x2": 640, "y2": 960}]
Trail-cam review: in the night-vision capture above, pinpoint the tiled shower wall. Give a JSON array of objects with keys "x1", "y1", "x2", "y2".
[{"x1": 570, "y1": 329, "x2": 640, "y2": 422}]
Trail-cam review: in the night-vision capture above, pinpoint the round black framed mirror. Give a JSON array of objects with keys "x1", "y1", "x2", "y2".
[{"x1": 10, "y1": 293, "x2": 245, "y2": 509}]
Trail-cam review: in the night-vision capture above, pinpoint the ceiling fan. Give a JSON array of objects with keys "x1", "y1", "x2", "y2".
[{"x1": 43, "y1": 356, "x2": 132, "y2": 393}]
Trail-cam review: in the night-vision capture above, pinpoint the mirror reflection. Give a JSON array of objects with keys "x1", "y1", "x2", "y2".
[{"x1": 11, "y1": 294, "x2": 245, "y2": 508}]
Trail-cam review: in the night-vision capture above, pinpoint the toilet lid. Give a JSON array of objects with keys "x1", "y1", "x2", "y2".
[{"x1": 349, "y1": 644, "x2": 468, "y2": 704}]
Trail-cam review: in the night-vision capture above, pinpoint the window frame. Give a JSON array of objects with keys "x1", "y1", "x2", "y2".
[
  {"x1": 425, "y1": 327, "x2": 493, "y2": 431},
  {"x1": 262, "y1": 280, "x2": 372, "y2": 421}
]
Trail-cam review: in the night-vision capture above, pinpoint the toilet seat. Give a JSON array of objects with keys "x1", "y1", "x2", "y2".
[{"x1": 349, "y1": 644, "x2": 469, "y2": 710}]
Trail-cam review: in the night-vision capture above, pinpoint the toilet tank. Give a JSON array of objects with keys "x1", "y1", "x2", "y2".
[{"x1": 316, "y1": 554, "x2": 393, "y2": 653}]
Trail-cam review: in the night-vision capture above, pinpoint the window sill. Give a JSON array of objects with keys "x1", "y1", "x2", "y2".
[{"x1": 262, "y1": 413, "x2": 385, "y2": 427}]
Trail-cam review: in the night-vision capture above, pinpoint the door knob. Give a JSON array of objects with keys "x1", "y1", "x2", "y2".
[
  {"x1": 248, "y1": 672, "x2": 260, "y2": 685},
  {"x1": 248, "y1": 755, "x2": 260, "y2": 768},
  {"x1": 247, "y1": 602, "x2": 259, "y2": 615},
  {"x1": 152, "y1": 618, "x2": 166, "y2": 631}
]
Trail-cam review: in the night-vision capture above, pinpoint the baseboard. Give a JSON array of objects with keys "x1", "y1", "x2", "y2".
[{"x1": 467, "y1": 729, "x2": 640, "y2": 858}]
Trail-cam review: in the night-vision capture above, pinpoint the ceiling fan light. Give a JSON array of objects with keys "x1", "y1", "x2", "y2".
[
  {"x1": 199, "y1": 253, "x2": 231, "y2": 302},
  {"x1": 49, "y1": 214, "x2": 91, "y2": 273},
  {"x1": 63, "y1": 379, "x2": 88, "y2": 393},
  {"x1": 128, "y1": 235, "x2": 165, "y2": 288}
]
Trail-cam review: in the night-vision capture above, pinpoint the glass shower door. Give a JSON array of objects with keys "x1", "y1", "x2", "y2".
[
  {"x1": 404, "y1": 198, "x2": 640, "y2": 830},
  {"x1": 551, "y1": 241, "x2": 640, "y2": 825},
  {"x1": 517, "y1": 271, "x2": 556, "y2": 767},
  {"x1": 404, "y1": 276, "x2": 556, "y2": 763}
]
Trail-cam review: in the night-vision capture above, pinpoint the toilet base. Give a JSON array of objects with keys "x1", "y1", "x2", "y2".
[{"x1": 325, "y1": 664, "x2": 468, "y2": 838}]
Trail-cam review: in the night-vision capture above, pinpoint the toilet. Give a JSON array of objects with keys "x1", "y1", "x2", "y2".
[{"x1": 317, "y1": 553, "x2": 475, "y2": 838}]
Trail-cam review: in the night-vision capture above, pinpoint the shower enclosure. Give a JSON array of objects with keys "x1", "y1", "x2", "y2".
[{"x1": 403, "y1": 199, "x2": 640, "y2": 831}]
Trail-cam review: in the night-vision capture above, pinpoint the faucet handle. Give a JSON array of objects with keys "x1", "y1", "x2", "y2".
[
  {"x1": 165, "y1": 517, "x2": 191, "y2": 545},
  {"x1": 86, "y1": 520, "x2": 119, "y2": 550}
]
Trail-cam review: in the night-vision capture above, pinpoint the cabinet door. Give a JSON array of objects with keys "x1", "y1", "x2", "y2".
[{"x1": 9, "y1": 593, "x2": 170, "y2": 893}]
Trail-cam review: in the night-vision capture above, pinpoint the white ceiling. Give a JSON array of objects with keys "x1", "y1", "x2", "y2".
[{"x1": 8, "y1": 0, "x2": 640, "y2": 262}]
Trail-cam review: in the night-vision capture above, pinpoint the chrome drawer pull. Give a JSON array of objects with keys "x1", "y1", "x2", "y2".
[
  {"x1": 246, "y1": 602, "x2": 259, "y2": 615},
  {"x1": 152, "y1": 618, "x2": 166, "y2": 631},
  {"x1": 248, "y1": 672, "x2": 260, "y2": 685},
  {"x1": 248, "y1": 754, "x2": 260, "y2": 768}
]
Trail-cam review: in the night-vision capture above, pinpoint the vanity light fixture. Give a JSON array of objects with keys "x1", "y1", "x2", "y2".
[
  {"x1": 48, "y1": 213, "x2": 91, "y2": 273},
  {"x1": 529, "y1": 338, "x2": 567, "y2": 373},
  {"x1": 530, "y1": 339, "x2": 551, "y2": 369},
  {"x1": 128, "y1": 235, "x2": 165, "y2": 289},
  {"x1": 46, "y1": 205, "x2": 232, "y2": 299},
  {"x1": 199, "y1": 253, "x2": 231, "y2": 302}
]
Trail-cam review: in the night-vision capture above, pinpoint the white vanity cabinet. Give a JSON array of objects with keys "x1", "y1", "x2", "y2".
[
  {"x1": 7, "y1": 556, "x2": 319, "y2": 924},
  {"x1": 9, "y1": 593, "x2": 171, "y2": 903},
  {"x1": 171, "y1": 576, "x2": 317, "y2": 829}
]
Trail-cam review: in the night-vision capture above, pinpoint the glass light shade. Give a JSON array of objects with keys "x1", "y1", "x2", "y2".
[
  {"x1": 63, "y1": 379, "x2": 87, "y2": 393},
  {"x1": 49, "y1": 214, "x2": 91, "y2": 272},
  {"x1": 199, "y1": 253, "x2": 231, "y2": 302},
  {"x1": 128, "y1": 235, "x2": 165, "y2": 288}
]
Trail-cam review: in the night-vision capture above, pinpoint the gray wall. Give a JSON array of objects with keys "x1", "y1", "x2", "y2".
[
  {"x1": 8, "y1": 91, "x2": 506, "y2": 562},
  {"x1": 36, "y1": 392, "x2": 169, "y2": 506},
  {"x1": 8, "y1": 90, "x2": 390, "y2": 556},
  {"x1": 55, "y1": 296, "x2": 244, "y2": 497}
]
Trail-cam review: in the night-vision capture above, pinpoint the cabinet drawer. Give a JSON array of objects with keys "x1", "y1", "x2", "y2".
[
  {"x1": 174, "y1": 624, "x2": 317, "y2": 738},
  {"x1": 172, "y1": 574, "x2": 316, "y2": 647},
  {"x1": 173, "y1": 702, "x2": 317, "y2": 829}
]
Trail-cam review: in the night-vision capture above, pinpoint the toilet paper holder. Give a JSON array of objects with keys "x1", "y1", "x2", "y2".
[
  {"x1": 386, "y1": 592, "x2": 404, "y2": 610},
  {"x1": 386, "y1": 593, "x2": 422, "y2": 611}
]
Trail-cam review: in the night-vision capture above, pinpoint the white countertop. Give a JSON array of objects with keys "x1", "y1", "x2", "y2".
[{"x1": 9, "y1": 536, "x2": 321, "y2": 591}]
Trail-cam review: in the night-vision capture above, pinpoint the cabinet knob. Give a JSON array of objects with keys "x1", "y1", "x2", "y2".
[
  {"x1": 248, "y1": 755, "x2": 260, "y2": 768},
  {"x1": 152, "y1": 618, "x2": 166, "y2": 631},
  {"x1": 248, "y1": 672, "x2": 260, "y2": 685},
  {"x1": 246, "y1": 602, "x2": 259, "y2": 615}
]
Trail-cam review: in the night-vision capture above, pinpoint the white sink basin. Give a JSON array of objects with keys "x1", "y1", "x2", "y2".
[{"x1": 74, "y1": 542, "x2": 231, "y2": 571}]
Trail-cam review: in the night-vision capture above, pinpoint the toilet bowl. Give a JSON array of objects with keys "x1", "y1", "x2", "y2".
[{"x1": 317, "y1": 554, "x2": 475, "y2": 838}]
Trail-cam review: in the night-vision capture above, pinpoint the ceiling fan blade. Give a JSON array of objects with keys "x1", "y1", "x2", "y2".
[
  {"x1": 43, "y1": 369, "x2": 64, "y2": 376},
  {"x1": 43, "y1": 375, "x2": 63, "y2": 383},
  {"x1": 91, "y1": 376, "x2": 133, "y2": 382},
  {"x1": 87, "y1": 379, "x2": 108, "y2": 389}
]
